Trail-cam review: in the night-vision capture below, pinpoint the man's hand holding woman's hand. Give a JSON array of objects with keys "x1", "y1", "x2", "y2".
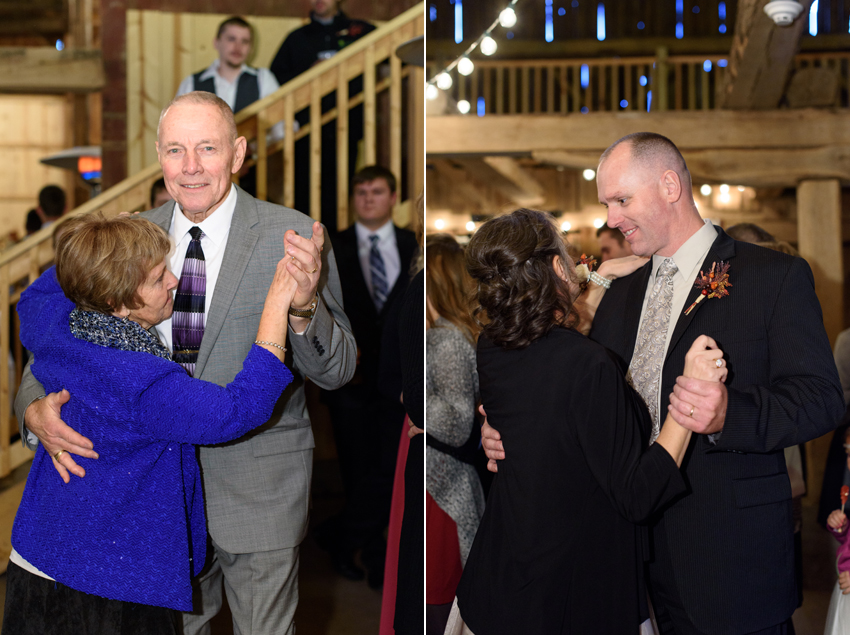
[{"x1": 668, "y1": 335, "x2": 728, "y2": 435}]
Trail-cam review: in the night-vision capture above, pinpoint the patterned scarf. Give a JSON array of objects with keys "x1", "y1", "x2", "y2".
[{"x1": 69, "y1": 308, "x2": 172, "y2": 361}]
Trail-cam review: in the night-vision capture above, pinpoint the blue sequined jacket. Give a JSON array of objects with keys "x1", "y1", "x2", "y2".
[{"x1": 13, "y1": 267, "x2": 293, "y2": 610}]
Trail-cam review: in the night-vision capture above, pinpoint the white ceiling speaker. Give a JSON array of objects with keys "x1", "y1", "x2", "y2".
[{"x1": 763, "y1": 0, "x2": 804, "y2": 26}]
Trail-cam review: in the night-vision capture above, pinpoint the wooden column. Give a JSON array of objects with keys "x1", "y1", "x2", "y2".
[
  {"x1": 797, "y1": 179, "x2": 844, "y2": 346},
  {"x1": 101, "y1": 0, "x2": 127, "y2": 190}
]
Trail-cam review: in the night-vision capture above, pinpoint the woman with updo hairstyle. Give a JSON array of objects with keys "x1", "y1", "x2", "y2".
[
  {"x1": 424, "y1": 234, "x2": 484, "y2": 635},
  {"x1": 450, "y1": 209, "x2": 728, "y2": 635},
  {"x1": 4, "y1": 213, "x2": 298, "y2": 635}
]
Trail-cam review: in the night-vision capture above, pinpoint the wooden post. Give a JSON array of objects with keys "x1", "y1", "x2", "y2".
[
  {"x1": 0, "y1": 264, "x2": 9, "y2": 477},
  {"x1": 310, "y1": 81, "x2": 322, "y2": 222},
  {"x1": 337, "y1": 63, "x2": 350, "y2": 231},
  {"x1": 389, "y1": 48, "x2": 402, "y2": 208},
  {"x1": 364, "y1": 45, "x2": 376, "y2": 166},
  {"x1": 406, "y1": 66, "x2": 424, "y2": 203},
  {"x1": 496, "y1": 66, "x2": 505, "y2": 114},
  {"x1": 256, "y1": 114, "x2": 267, "y2": 202},
  {"x1": 656, "y1": 46, "x2": 668, "y2": 112},
  {"x1": 283, "y1": 94, "x2": 294, "y2": 209},
  {"x1": 797, "y1": 179, "x2": 844, "y2": 346}
]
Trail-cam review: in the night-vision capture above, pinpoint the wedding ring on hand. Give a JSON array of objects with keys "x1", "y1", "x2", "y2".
[
  {"x1": 715, "y1": 358, "x2": 724, "y2": 368},
  {"x1": 53, "y1": 449, "x2": 66, "y2": 461},
  {"x1": 308, "y1": 267, "x2": 318, "y2": 274},
  {"x1": 689, "y1": 406, "x2": 695, "y2": 417}
]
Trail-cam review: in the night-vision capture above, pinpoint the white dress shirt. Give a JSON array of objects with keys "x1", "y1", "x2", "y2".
[
  {"x1": 154, "y1": 185, "x2": 237, "y2": 353},
  {"x1": 355, "y1": 220, "x2": 401, "y2": 303},
  {"x1": 635, "y1": 219, "x2": 718, "y2": 417}
]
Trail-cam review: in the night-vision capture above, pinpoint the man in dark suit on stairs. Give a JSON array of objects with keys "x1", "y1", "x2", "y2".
[
  {"x1": 318, "y1": 165, "x2": 417, "y2": 587},
  {"x1": 483, "y1": 133, "x2": 844, "y2": 634}
]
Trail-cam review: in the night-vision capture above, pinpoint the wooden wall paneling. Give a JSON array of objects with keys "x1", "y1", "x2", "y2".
[{"x1": 126, "y1": 10, "x2": 143, "y2": 176}]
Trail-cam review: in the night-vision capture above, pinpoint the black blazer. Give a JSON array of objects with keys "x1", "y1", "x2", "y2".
[
  {"x1": 329, "y1": 224, "x2": 418, "y2": 389},
  {"x1": 591, "y1": 227, "x2": 844, "y2": 634}
]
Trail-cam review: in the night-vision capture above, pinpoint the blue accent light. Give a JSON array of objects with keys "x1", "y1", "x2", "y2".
[
  {"x1": 718, "y1": 2, "x2": 726, "y2": 20},
  {"x1": 477, "y1": 97, "x2": 486, "y2": 117},
  {"x1": 507, "y1": 31, "x2": 514, "y2": 39},
  {"x1": 55, "y1": 40, "x2": 64, "y2": 51},
  {"x1": 718, "y1": 59, "x2": 728, "y2": 67},
  {"x1": 676, "y1": 23, "x2": 684, "y2": 38},
  {"x1": 546, "y1": 0, "x2": 554, "y2": 42},
  {"x1": 810, "y1": 0, "x2": 819, "y2": 36},
  {"x1": 559, "y1": 7, "x2": 566, "y2": 16},
  {"x1": 620, "y1": 99, "x2": 628, "y2": 108},
  {"x1": 597, "y1": 3, "x2": 606, "y2": 41},
  {"x1": 454, "y1": 0, "x2": 463, "y2": 43},
  {"x1": 693, "y1": 5, "x2": 700, "y2": 13},
  {"x1": 639, "y1": 75, "x2": 647, "y2": 87},
  {"x1": 429, "y1": 5, "x2": 436, "y2": 21},
  {"x1": 719, "y1": 24, "x2": 727, "y2": 33},
  {"x1": 81, "y1": 170, "x2": 100, "y2": 181},
  {"x1": 676, "y1": 0, "x2": 684, "y2": 16},
  {"x1": 581, "y1": 64, "x2": 590, "y2": 89},
  {"x1": 647, "y1": 90, "x2": 652, "y2": 111},
  {"x1": 637, "y1": 21, "x2": 645, "y2": 29},
  {"x1": 581, "y1": 106, "x2": 589, "y2": 113},
  {"x1": 703, "y1": 60, "x2": 712, "y2": 72},
  {"x1": 572, "y1": 0, "x2": 579, "y2": 6}
]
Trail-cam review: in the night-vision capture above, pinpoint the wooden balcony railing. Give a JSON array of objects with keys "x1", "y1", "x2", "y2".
[
  {"x1": 0, "y1": 3, "x2": 424, "y2": 478},
  {"x1": 429, "y1": 48, "x2": 850, "y2": 115}
]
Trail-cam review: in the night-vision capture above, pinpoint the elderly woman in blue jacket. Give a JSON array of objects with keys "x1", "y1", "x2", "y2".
[{"x1": 2, "y1": 214, "x2": 297, "y2": 634}]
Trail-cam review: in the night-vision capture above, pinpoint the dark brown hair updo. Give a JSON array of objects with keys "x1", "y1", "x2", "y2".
[{"x1": 465, "y1": 208, "x2": 578, "y2": 350}]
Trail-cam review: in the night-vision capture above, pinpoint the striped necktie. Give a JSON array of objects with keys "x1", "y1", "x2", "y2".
[
  {"x1": 172, "y1": 226, "x2": 206, "y2": 376},
  {"x1": 369, "y1": 234, "x2": 388, "y2": 312}
]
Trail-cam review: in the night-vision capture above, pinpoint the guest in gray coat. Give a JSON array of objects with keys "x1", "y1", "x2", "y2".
[
  {"x1": 14, "y1": 91, "x2": 356, "y2": 635},
  {"x1": 425, "y1": 234, "x2": 486, "y2": 635}
]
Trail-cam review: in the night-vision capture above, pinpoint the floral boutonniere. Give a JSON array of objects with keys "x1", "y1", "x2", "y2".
[
  {"x1": 684, "y1": 261, "x2": 732, "y2": 315},
  {"x1": 574, "y1": 254, "x2": 597, "y2": 284}
]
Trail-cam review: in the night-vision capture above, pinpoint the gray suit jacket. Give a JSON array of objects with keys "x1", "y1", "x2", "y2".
[{"x1": 15, "y1": 187, "x2": 356, "y2": 553}]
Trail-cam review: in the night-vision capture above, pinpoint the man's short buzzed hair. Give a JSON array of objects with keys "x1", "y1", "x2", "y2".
[
  {"x1": 352, "y1": 165, "x2": 397, "y2": 194},
  {"x1": 217, "y1": 16, "x2": 253, "y2": 40},
  {"x1": 157, "y1": 91, "x2": 238, "y2": 143},
  {"x1": 596, "y1": 222, "x2": 626, "y2": 245},
  {"x1": 600, "y1": 132, "x2": 692, "y2": 193}
]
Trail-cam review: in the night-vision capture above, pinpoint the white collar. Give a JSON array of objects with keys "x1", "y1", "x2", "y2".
[
  {"x1": 171, "y1": 184, "x2": 238, "y2": 248},
  {"x1": 651, "y1": 219, "x2": 717, "y2": 280},
  {"x1": 199, "y1": 59, "x2": 258, "y2": 82},
  {"x1": 355, "y1": 219, "x2": 394, "y2": 244}
]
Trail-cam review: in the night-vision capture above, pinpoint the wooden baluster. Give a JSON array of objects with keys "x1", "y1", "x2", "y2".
[
  {"x1": 364, "y1": 45, "x2": 377, "y2": 167},
  {"x1": 407, "y1": 66, "x2": 424, "y2": 199},
  {"x1": 484, "y1": 67, "x2": 492, "y2": 115},
  {"x1": 496, "y1": 66, "x2": 505, "y2": 114},
  {"x1": 522, "y1": 66, "x2": 530, "y2": 113},
  {"x1": 702, "y1": 63, "x2": 710, "y2": 110},
  {"x1": 638, "y1": 64, "x2": 646, "y2": 112},
  {"x1": 547, "y1": 65, "x2": 555, "y2": 114},
  {"x1": 560, "y1": 65, "x2": 568, "y2": 114},
  {"x1": 470, "y1": 65, "x2": 479, "y2": 112},
  {"x1": 283, "y1": 93, "x2": 295, "y2": 209},
  {"x1": 310, "y1": 80, "x2": 322, "y2": 222},
  {"x1": 337, "y1": 62, "x2": 349, "y2": 231},
  {"x1": 571, "y1": 65, "x2": 580, "y2": 113},
  {"x1": 390, "y1": 48, "x2": 402, "y2": 206},
  {"x1": 533, "y1": 66, "x2": 542, "y2": 113},
  {"x1": 610, "y1": 63, "x2": 618, "y2": 111},
  {"x1": 675, "y1": 62, "x2": 683, "y2": 110},
  {"x1": 656, "y1": 47, "x2": 669, "y2": 112},
  {"x1": 458, "y1": 68, "x2": 466, "y2": 103},
  {"x1": 688, "y1": 64, "x2": 692, "y2": 110},
  {"x1": 597, "y1": 65, "x2": 605, "y2": 112},
  {"x1": 624, "y1": 64, "x2": 633, "y2": 110},
  {"x1": 256, "y1": 113, "x2": 267, "y2": 201},
  {"x1": 509, "y1": 66, "x2": 517, "y2": 114}
]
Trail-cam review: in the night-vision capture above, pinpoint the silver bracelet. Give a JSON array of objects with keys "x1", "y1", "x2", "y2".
[
  {"x1": 255, "y1": 340, "x2": 287, "y2": 353},
  {"x1": 588, "y1": 271, "x2": 611, "y2": 289}
]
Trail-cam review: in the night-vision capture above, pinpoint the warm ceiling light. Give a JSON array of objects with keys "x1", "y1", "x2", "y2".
[
  {"x1": 434, "y1": 219, "x2": 445, "y2": 230},
  {"x1": 466, "y1": 221, "x2": 476, "y2": 232},
  {"x1": 457, "y1": 99, "x2": 471, "y2": 114},
  {"x1": 436, "y1": 73, "x2": 453, "y2": 90},
  {"x1": 593, "y1": 218, "x2": 605, "y2": 229},
  {"x1": 582, "y1": 169, "x2": 596, "y2": 181},
  {"x1": 700, "y1": 184, "x2": 712, "y2": 196},
  {"x1": 561, "y1": 221, "x2": 572, "y2": 231},
  {"x1": 426, "y1": 84, "x2": 439, "y2": 100},
  {"x1": 457, "y1": 57, "x2": 475, "y2": 76},
  {"x1": 499, "y1": 7, "x2": 518, "y2": 28},
  {"x1": 480, "y1": 36, "x2": 498, "y2": 56}
]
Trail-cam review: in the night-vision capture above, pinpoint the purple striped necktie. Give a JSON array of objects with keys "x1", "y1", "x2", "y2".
[{"x1": 172, "y1": 226, "x2": 206, "y2": 376}]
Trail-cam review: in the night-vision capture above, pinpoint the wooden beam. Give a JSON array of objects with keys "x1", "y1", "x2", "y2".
[
  {"x1": 426, "y1": 110, "x2": 850, "y2": 156},
  {"x1": 431, "y1": 159, "x2": 503, "y2": 213},
  {"x1": 0, "y1": 47, "x2": 103, "y2": 93},
  {"x1": 719, "y1": 0, "x2": 814, "y2": 109},
  {"x1": 482, "y1": 156, "x2": 546, "y2": 206}
]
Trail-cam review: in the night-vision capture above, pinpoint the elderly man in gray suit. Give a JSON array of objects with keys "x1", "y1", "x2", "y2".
[{"x1": 14, "y1": 91, "x2": 356, "y2": 635}]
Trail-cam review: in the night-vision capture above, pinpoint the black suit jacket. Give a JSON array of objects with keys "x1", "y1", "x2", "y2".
[
  {"x1": 329, "y1": 224, "x2": 418, "y2": 392},
  {"x1": 590, "y1": 227, "x2": 844, "y2": 634}
]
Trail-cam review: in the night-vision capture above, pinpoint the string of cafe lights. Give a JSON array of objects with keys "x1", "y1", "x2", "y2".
[{"x1": 426, "y1": 1, "x2": 520, "y2": 113}]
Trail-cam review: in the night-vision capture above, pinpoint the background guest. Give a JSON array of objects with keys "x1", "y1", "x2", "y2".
[
  {"x1": 596, "y1": 222, "x2": 633, "y2": 262},
  {"x1": 37, "y1": 185, "x2": 66, "y2": 228}
]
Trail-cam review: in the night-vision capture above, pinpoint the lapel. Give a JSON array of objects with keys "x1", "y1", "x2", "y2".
[
  {"x1": 664, "y1": 227, "x2": 736, "y2": 363},
  {"x1": 143, "y1": 201, "x2": 176, "y2": 233},
  {"x1": 195, "y1": 188, "x2": 261, "y2": 378},
  {"x1": 620, "y1": 260, "x2": 653, "y2": 365},
  {"x1": 381, "y1": 226, "x2": 416, "y2": 312}
]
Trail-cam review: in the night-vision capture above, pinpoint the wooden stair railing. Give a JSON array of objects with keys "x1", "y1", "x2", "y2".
[{"x1": 0, "y1": 3, "x2": 424, "y2": 479}]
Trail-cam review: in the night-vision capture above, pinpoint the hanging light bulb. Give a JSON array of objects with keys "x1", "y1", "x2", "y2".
[
  {"x1": 457, "y1": 99, "x2": 471, "y2": 114},
  {"x1": 436, "y1": 73, "x2": 453, "y2": 90},
  {"x1": 457, "y1": 56, "x2": 475, "y2": 76},
  {"x1": 480, "y1": 35, "x2": 498, "y2": 56},
  {"x1": 499, "y1": 7, "x2": 518, "y2": 28},
  {"x1": 426, "y1": 84, "x2": 439, "y2": 100}
]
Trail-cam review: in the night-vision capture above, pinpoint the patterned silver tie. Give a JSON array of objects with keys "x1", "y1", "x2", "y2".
[{"x1": 626, "y1": 257, "x2": 678, "y2": 444}]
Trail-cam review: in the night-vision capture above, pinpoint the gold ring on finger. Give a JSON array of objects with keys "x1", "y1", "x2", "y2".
[
  {"x1": 53, "y1": 449, "x2": 66, "y2": 461},
  {"x1": 308, "y1": 267, "x2": 318, "y2": 274},
  {"x1": 715, "y1": 358, "x2": 723, "y2": 368},
  {"x1": 689, "y1": 406, "x2": 695, "y2": 417}
]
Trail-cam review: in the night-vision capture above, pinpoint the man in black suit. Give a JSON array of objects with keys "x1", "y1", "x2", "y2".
[
  {"x1": 318, "y1": 165, "x2": 417, "y2": 587},
  {"x1": 483, "y1": 133, "x2": 844, "y2": 634}
]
